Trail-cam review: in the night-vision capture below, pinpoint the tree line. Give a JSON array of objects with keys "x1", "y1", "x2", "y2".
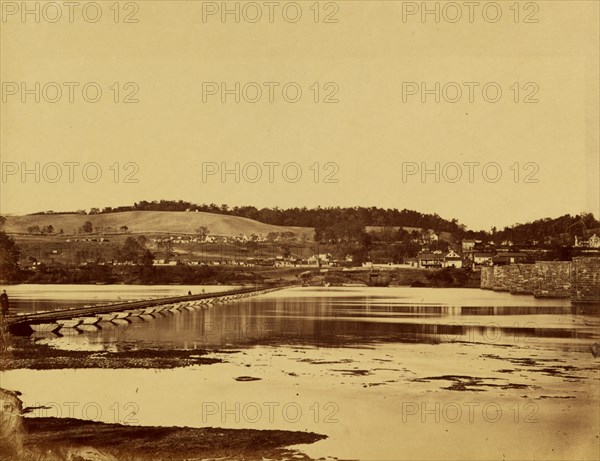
[
  {"x1": 31, "y1": 201, "x2": 466, "y2": 241},
  {"x1": 26, "y1": 201, "x2": 600, "y2": 245}
]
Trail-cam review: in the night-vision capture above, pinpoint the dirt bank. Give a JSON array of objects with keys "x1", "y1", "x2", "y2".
[
  {"x1": 0, "y1": 339, "x2": 222, "y2": 371},
  {"x1": 0, "y1": 400, "x2": 326, "y2": 461},
  {"x1": 0, "y1": 388, "x2": 327, "y2": 461},
  {"x1": 16, "y1": 417, "x2": 326, "y2": 461}
]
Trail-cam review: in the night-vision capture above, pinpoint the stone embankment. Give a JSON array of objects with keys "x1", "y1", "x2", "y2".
[{"x1": 480, "y1": 257, "x2": 600, "y2": 303}]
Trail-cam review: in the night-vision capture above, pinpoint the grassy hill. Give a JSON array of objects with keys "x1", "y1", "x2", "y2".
[{"x1": 4, "y1": 211, "x2": 314, "y2": 240}]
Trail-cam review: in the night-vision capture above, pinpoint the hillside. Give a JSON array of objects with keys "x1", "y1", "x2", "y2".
[
  {"x1": 4, "y1": 211, "x2": 314, "y2": 240},
  {"x1": 365, "y1": 226, "x2": 454, "y2": 242}
]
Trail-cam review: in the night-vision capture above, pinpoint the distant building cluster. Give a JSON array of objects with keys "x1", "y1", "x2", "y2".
[
  {"x1": 574, "y1": 234, "x2": 600, "y2": 248},
  {"x1": 437, "y1": 235, "x2": 599, "y2": 270},
  {"x1": 17, "y1": 217, "x2": 600, "y2": 271},
  {"x1": 389, "y1": 233, "x2": 600, "y2": 270},
  {"x1": 153, "y1": 234, "x2": 268, "y2": 245}
]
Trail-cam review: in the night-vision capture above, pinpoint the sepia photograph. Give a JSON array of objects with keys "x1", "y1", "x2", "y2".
[{"x1": 0, "y1": 1, "x2": 599, "y2": 460}]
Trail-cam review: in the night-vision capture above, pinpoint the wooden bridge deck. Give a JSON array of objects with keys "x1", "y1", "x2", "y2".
[{"x1": 2, "y1": 285, "x2": 288, "y2": 335}]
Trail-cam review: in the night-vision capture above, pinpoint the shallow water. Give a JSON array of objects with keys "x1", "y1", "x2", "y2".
[
  {"x1": 18, "y1": 286, "x2": 599, "y2": 350},
  {"x1": 0, "y1": 283, "x2": 237, "y2": 314},
  {"x1": 2, "y1": 286, "x2": 599, "y2": 460}
]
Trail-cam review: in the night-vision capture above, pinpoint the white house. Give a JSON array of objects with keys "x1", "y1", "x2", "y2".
[
  {"x1": 473, "y1": 252, "x2": 494, "y2": 266},
  {"x1": 443, "y1": 250, "x2": 463, "y2": 268},
  {"x1": 461, "y1": 239, "x2": 477, "y2": 252},
  {"x1": 575, "y1": 234, "x2": 600, "y2": 248},
  {"x1": 307, "y1": 253, "x2": 332, "y2": 266}
]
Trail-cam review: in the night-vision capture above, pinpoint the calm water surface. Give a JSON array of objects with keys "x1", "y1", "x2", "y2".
[
  {"x1": 2, "y1": 286, "x2": 599, "y2": 460},
  {"x1": 0, "y1": 283, "x2": 237, "y2": 314}
]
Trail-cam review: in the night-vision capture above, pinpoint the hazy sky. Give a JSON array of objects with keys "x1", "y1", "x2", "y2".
[{"x1": 1, "y1": 1, "x2": 598, "y2": 231}]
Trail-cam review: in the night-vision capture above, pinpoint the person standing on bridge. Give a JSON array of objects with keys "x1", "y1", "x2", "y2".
[{"x1": 1, "y1": 290, "x2": 9, "y2": 317}]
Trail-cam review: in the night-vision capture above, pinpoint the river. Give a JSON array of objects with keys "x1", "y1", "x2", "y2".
[{"x1": 1, "y1": 285, "x2": 598, "y2": 460}]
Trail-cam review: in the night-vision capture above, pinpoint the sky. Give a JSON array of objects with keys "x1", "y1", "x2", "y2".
[{"x1": 1, "y1": 1, "x2": 598, "y2": 231}]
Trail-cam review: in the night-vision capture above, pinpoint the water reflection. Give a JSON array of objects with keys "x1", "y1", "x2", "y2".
[
  {"x1": 3, "y1": 286, "x2": 599, "y2": 461},
  {"x1": 29, "y1": 287, "x2": 598, "y2": 351},
  {"x1": 0, "y1": 284, "x2": 237, "y2": 314}
]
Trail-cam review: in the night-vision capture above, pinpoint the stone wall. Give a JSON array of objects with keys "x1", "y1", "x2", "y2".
[
  {"x1": 508, "y1": 264, "x2": 537, "y2": 295},
  {"x1": 503, "y1": 265, "x2": 519, "y2": 293},
  {"x1": 492, "y1": 265, "x2": 509, "y2": 291},
  {"x1": 571, "y1": 257, "x2": 600, "y2": 303},
  {"x1": 533, "y1": 261, "x2": 572, "y2": 298},
  {"x1": 480, "y1": 267, "x2": 494, "y2": 289},
  {"x1": 481, "y1": 257, "x2": 599, "y2": 303}
]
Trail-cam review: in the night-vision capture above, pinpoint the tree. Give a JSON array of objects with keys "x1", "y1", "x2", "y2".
[
  {"x1": 139, "y1": 249, "x2": 155, "y2": 281},
  {"x1": 0, "y1": 230, "x2": 21, "y2": 281},
  {"x1": 195, "y1": 226, "x2": 209, "y2": 240},
  {"x1": 281, "y1": 231, "x2": 296, "y2": 241},
  {"x1": 351, "y1": 247, "x2": 370, "y2": 265},
  {"x1": 137, "y1": 235, "x2": 148, "y2": 248},
  {"x1": 119, "y1": 237, "x2": 143, "y2": 263},
  {"x1": 120, "y1": 225, "x2": 129, "y2": 233},
  {"x1": 81, "y1": 221, "x2": 93, "y2": 233},
  {"x1": 157, "y1": 240, "x2": 175, "y2": 260},
  {"x1": 358, "y1": 231, "x2": 373, "y2": 250}
]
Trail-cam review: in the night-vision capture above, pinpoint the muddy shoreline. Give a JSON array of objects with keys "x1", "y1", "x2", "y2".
[
  {"x1": 2, "y1": 286, "x2": 599, "y2": 461},
  {"x1": 0, "y1": 415, "x2": 327, "y2": 461},
  {"x1": 1, "y1": 342, "x2": 331, "y2": 460},
  {"x1": 0, "y1": 338, "x2": 224, "y2": 370}
]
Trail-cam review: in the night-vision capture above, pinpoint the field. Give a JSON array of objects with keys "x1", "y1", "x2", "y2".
[
  {"x1": 3, "y1": 211, "x2": 314, "y2": 240},
  {"x1": 11, "y1": 235, "x2": 318, "y2": 267}
]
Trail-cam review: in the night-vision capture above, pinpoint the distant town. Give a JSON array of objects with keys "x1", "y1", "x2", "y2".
[{"x1": 1, "y1": 202, "x2": 599, "y2": 285}]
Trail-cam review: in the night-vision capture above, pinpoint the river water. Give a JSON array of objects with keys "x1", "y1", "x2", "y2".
[
  {"x1": 0, "y1": 283, "x2": 237, "y2": 314},
  {"x1": 1, "y1": 285, "x2": 599, "y2": 460}
]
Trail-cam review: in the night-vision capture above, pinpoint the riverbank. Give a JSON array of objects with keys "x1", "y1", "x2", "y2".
[
  {"x1": 4, "y1": 338, "x2": 598, "y2": 461},
  {"x1": 3, "y1": 265, "x2": 481, "y2": 288},
  {"x1": 22, "y1": 417, "x2": 325, "y2": 461},
  {"x1": 0, "y1": 390, "x2": 326, "y2": 461},
  {"x1": 0, "y1": 339, "x2": 224, "y2": 370},
  {"x1": 0, "y1": 340, "x2": 334, "y2": 460},
  {"x1": 2, "y1": 287, "x2": 599, "y2": 460}
]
